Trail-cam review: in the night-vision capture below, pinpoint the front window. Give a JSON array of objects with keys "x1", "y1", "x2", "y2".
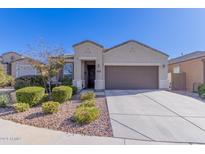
[
  {"x1": 173, "y1": 66, "x2": 180, "y2": 74},
  {"x1": 63, "y1": 63, "x2": 73, "y2": 78}
]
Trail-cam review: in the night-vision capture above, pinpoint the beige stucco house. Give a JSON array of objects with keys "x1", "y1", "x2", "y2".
[
  {"x1": 0, "y1": 52, "x2": 39, "y2": 78},
  {"x1": 73, "y1": 40, "x2": 169, "y2": 90},
  {"x1": 0, "y1": 52, "x2": 23, "y2": 76},
  {"x1": 1, "y1": 40, "x2": 169, "y2": 90},
  {"x1": 169, "y1": 51, "x2": 205, "y2": 92}
]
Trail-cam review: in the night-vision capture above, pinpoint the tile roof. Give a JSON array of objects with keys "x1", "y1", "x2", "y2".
[
  {"x1": 169, "y1": 51, "x2": 205, "y2": 64},
  {"x1": 104, "y1": 40, "x2": 169, "y2": 57},
  {"x1": 72, "y1": 40, "x2": 104, "y2": 48},
  {"x1": 1, "y1": 51, "x2": 22, "y2": 57}
]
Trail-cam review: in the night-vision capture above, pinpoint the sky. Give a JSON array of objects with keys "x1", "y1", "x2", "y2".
[{"x1": 0, "y1": 8, "x2": 205, "y2": 59}]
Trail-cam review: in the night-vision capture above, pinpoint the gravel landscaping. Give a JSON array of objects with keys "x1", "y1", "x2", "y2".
[{"x1": 0, "y1": 96, "x2": 113, "y2": 137}]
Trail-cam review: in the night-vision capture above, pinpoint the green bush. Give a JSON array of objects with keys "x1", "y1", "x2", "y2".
[
  {"x1": 70, "y1": 86, "x2": 78, "y2": 95},
  {"x1": 80, "y1": 92, "x2": 96, "y2": 101},
  {"x1": 0, "y1": 94, "x2": 9, "y2": 107},
  {"x1": 2, "y1": 75, "x2": 15, "y2": 87},
  {"x1": 52, "y1": 86, "x2": 72, "y2": 103},
  {"x1": 14, "y1": 75, "x2": 45, "y2": 90},
  {"x1": 78, "y1": 99, "x2": 96, "y2": 108},
  {"x1": 201, "y1": 93, "x2": 205, "y2": 99},
  {"x1": 14, "y1": 103, "x2": 30, "y2": 112},
  {"x1": 42, "y1": 101, "x2": 60, "y2": 114},
  {"x1": 0, "y1": 65, "x2": 14, "y2": 87},
  {"x1": 198, "y1": 84, "x2": 205, "y2": 96},
  {"x1": 41, "y1": 94, "x2": 49, "y2": 102},
  {"x1": 73, "y1": 106, "x2": 100, "y2": 124},
  {"x1": 61, "y1": 75, "x2": 72, "y2": 86},
  {"x1": 16, "y1": 86, "x2": 45, "y2": 107}
]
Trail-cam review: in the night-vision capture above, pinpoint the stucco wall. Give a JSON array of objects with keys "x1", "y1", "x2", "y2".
[
  {"x1": 73, "y1": 42, "x2": 104, "y2": 89},
  {"x1": 103, "y1": 41, "x2": 169, "y2": 89},
  {"x1": 1, "y1": 52, "x2": 22, "y2": 76},
  {"x1": 1, "y1": 64, "x2": 7, "y2": 74},
  {"x1": 168, "y1": 57, "x2": 204, "y2": 91},
  {"x1": 73, "y1": 41, "x2": 169, "y2": 90}
]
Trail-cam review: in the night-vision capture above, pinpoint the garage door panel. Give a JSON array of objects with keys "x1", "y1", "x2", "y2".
[{"x1": 105, "y1": 66, "x2": 158, "y2": 89}]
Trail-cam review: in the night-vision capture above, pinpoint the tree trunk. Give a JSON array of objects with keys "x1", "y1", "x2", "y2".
[
  {"x1": 42, "y1": 77, "x2": 48, "y2": 93},
  {"x1": 48, "y1": 76, "x2": 52, "y2": 99}
]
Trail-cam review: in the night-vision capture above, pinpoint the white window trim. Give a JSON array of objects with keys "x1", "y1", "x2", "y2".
[{"x1": 173, "y1": 66, "x2": 180, "y2": 74}]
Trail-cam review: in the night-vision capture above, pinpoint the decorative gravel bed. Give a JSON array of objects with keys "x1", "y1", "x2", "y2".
[{"x1": 0, "y1": 96, "x2": 113, "y2": 137}]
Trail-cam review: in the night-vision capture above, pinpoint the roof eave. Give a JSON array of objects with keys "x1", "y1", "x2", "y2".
[
  {"x1": 72, "y1": 40, "x2": 104, "y2": 48},
  {"x1": 104, "y1": 40, "x2": 169, "y2": 57}
]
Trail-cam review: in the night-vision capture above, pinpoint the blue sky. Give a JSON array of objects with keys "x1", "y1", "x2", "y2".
[{"x1": 0, "y1": 9, "x2": 205, "y2": 58}]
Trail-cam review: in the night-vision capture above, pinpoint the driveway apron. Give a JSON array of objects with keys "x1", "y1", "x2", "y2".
[{"x1": 105, "y1": 90, "x2": 205, "y2": 144}]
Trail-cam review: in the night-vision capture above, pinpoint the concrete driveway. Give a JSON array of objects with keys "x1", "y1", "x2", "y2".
[{"x1": 105, "y1": 90, "x2": 205, "y2": 144}]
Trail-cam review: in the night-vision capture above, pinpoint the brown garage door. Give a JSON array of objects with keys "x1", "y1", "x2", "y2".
[{"x1": 105, "y1": 66, "x2": 159, "y2": 89}]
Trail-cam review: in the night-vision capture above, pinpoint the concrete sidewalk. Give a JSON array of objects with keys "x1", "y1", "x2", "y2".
[{"x1": 0, "y1": 119, "x2": 181, "y2": 145}]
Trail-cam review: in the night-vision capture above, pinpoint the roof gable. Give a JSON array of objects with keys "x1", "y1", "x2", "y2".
[
  {"x1": 2, "y1": 51, "x2": 22, "y2": 57},
  {"x1": 169, "y1": 51, "x2": 205, "y2": 64},
  {"x1": 104, "y1": 40, "x2": 168, "y2": 57},
  {"x1": 72, "y1": 40, "x2": 104, "y2": 48}
]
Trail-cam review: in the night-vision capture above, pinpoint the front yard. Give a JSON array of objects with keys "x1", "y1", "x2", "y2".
[
  {"x1": 0, "y1": 85, "x2": 113, "y2": 137},
  {"x1": 0, "y1": 93, "x2": 112, "y2": 137}
]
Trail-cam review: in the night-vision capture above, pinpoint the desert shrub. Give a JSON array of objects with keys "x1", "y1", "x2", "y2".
[
  {"x1": 0, "y1": 65, "x2": 14, "y2": 87},
  {"x1": 0, "y1": 94, "x2": 9, "y2": 107},
  {"x1": 3, "y1": 75, "x2": 15, "y2": 87},
  {"x1": 73, "y1": 106, "x2": 100, "y2": 124},
  {"x1": 80, "y1": 91, "x2": 96, "y2": 101},
  {"x1": 14, "y1": 75, "x2": 45, "y2": 90},
  {"x1": 201, "y1": 93, "x2": 205, "y2": 99},
  {"x1": 70, "y1": 86, "x2": 78, "y2": 95},
  {"x1": 52, "y1": 86, "x2": 72, "y2": 103},
  {"x1": 78, "y1": 99, "x2": 96, "y2": 108},
  {"x1": 14, "y1": 103, "x2": 30, "y2": 112},
  {"x1": 198, "y1": 84, "x2": 205, "y2": 96},
  {"x1": 16, "y1": 86, "x2": 45, "y2": 106},
  {"x1": 42, "y1": 101, "x2": 60, "y2": 114}
]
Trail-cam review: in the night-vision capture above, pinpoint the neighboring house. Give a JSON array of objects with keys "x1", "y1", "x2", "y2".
[
  {"x1": 0, "y1": 52, "x2": 39, "y2": 78},
  {"x1": 1, "y1": 40, "x2": 169, "y2": 90},
  {"x1": 0, "y1": 52, "x2": 23, "y2": 76},
  {"x1": 0, "y1": 52, "x2": 74, "y2": 81},
  {"x1": 168, "y1": 51, "x2": 205, "y2": 92}
]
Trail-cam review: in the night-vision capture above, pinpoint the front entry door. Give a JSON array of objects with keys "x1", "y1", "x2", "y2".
[{"x1": 87, "y1": 65, "x2": 95, "y2": 88}]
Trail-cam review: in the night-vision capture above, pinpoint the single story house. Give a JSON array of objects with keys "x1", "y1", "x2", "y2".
[
  {"x1": 168, "y1": 51, "x2": 205, "y2": 92},
  {"x1": 1, "y1": 40, "x2": 169, "y2": 90},
  {"x1": 0, "y1": 51, "x2": 22, "y2": 75}
]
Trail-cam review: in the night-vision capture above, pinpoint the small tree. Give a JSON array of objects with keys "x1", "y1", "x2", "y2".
[
  {"x1": 0, "y1": 64, "x2": 14, "y2": 87},
  {"x1": 27, "y1": 41, "x2": 65, "y2": 97}
]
